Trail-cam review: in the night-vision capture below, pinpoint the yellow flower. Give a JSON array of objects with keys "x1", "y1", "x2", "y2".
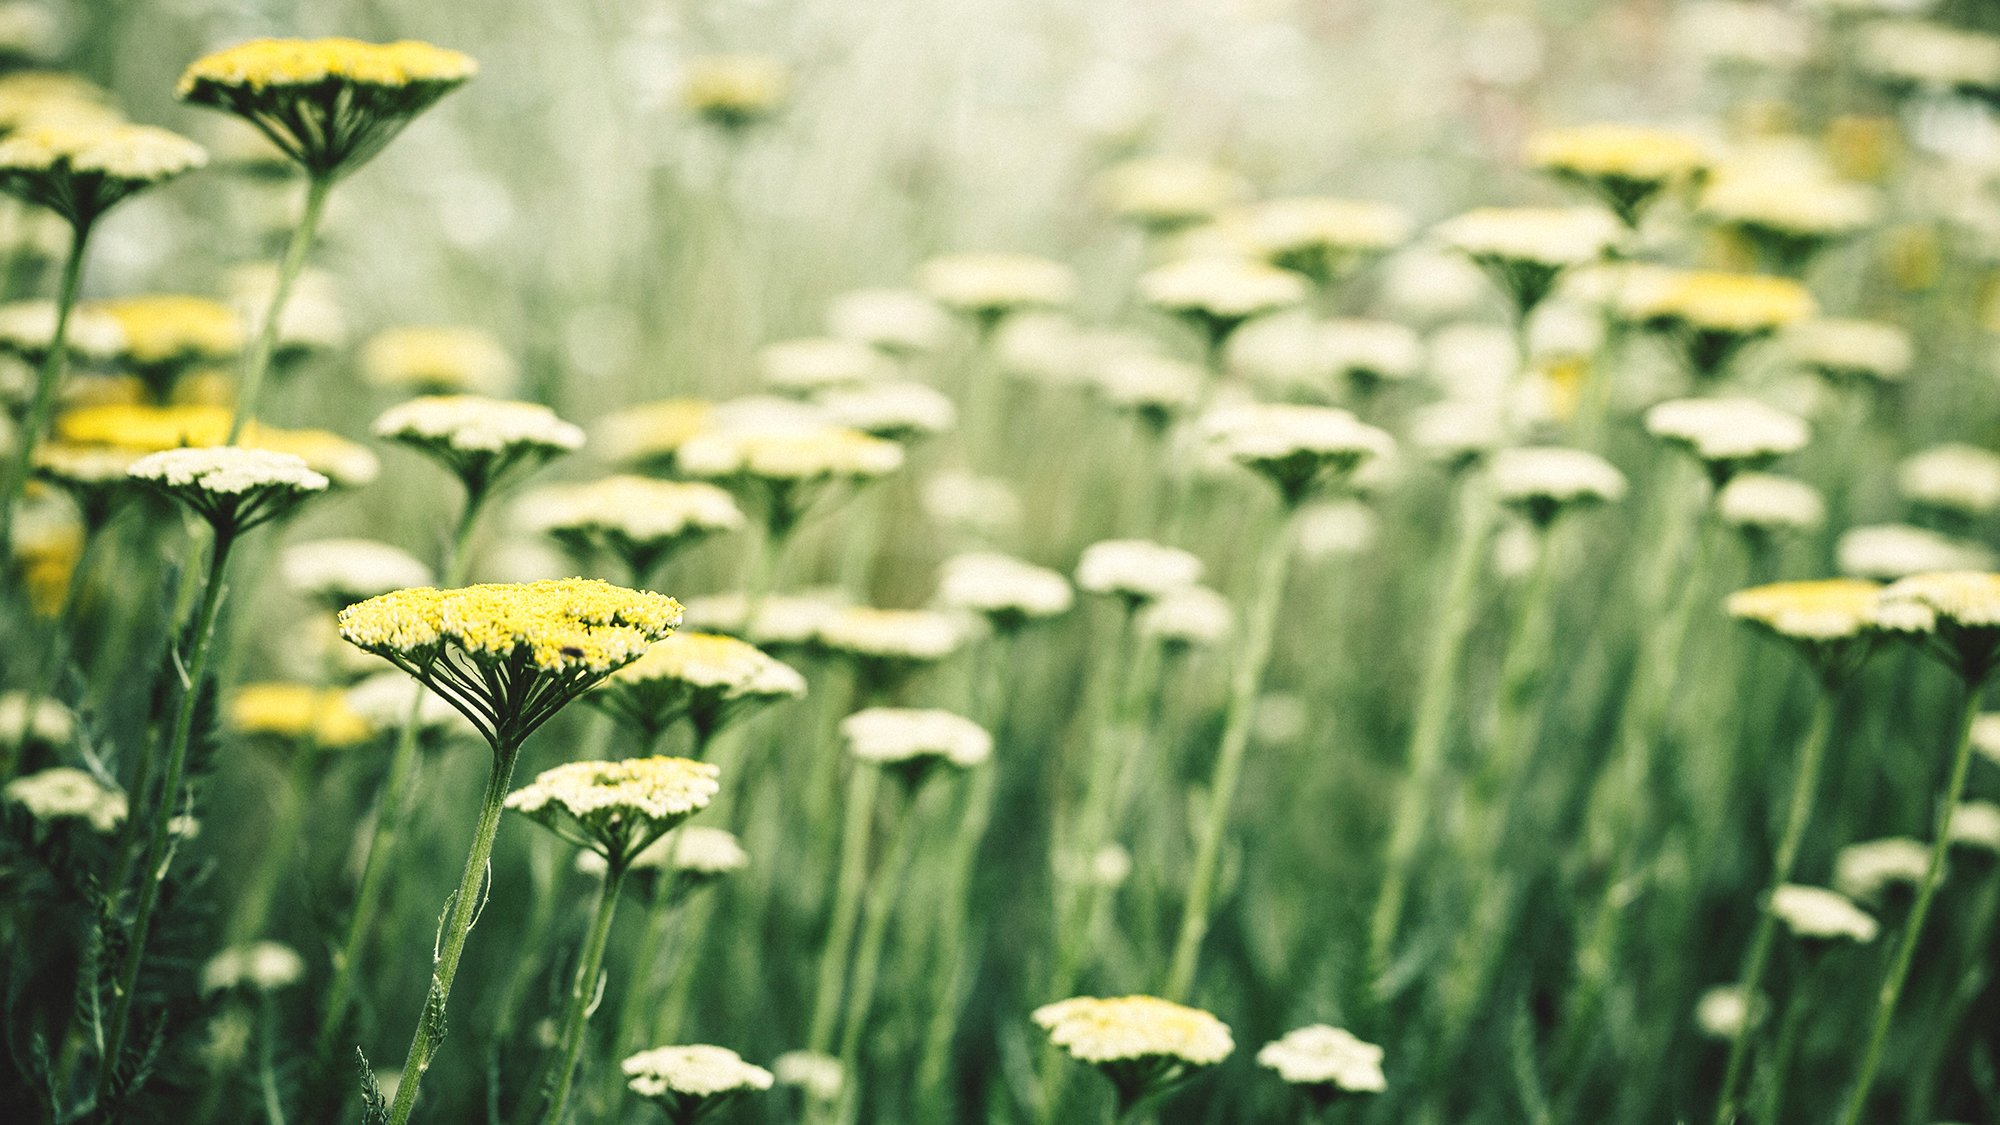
[
  {"x1": 93, "y1": 294, "x2": 242, "y2": 368},
  {"x1": 591, "y1": 631, "x2": 805, "y2": 745},
  {"x1": 0, "y1": 121, "x2": 207, "y2": 228},
  {"x1": 362, "y1": 325, "x2": 516, "y2": 394},
  {"x1": 1525, "y1": 123, "x2": 1710, "y2": 225},
  {"x1": 1728, "y1": 579, "x2": 1883, "y2": 650},
  {"x1": 178, "y1": 38, "x2": 476, "y2": 179},
  {"x1": 681, "y1": 54, "x2": 789, "y2": 129},
  {"x1": 229, "y1": 682, "x2": 374, "y2": 747},
  {"x1": 50, "y1": 403, "x2": 377, "y2": 487},
  {"x1": 0, "y1": 71, "x2": 118, "y2": 133}
]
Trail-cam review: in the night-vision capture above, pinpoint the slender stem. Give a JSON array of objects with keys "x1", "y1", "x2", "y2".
[
  {"x1": 1835, "y1": 682, "x2": 1985, "y2": 1125},
  {"x1": 260, "y1": 994, "x2": 288, "y2": 1125},
  {"x1": 807, "y1": 763, "x2": 880, "y2": 1055},
  {"x1": 98, "y1": 526, "x2": 234, "y2": 1094},
  {"x1": 1713, "y1": 681, "x2": 1840, "y2": 1125},
  {"x1": 225, "y1": 749, "x2": 317, "y2": 946},
  {"x1": 1163, "y1": 501, "x2": 1298, "y2": 1002},
  {"x1": 834, "y1": 786, "x2": 920, "y2": 1108},
  {"x1": 228, "y1": 175, "x2": 331, "y2": 443},
  {"x1": 383, "y1": 743, "x2": 522, "y2": 1125},
  {"x1": 538, "y1": 861, "x2": 625, "y2": 1125},
  {"x1": 0, "y1": 221, "x2": 88, "y2": 558},
  {"x1": 1365, "y1": 479, "x2": 1493, "y2": 994},
  {"x1": 1753, "y1": 955, "x2": 1817, "y2": 1125}
]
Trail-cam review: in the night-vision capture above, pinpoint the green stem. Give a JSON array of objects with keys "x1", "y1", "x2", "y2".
[
  {"x1": 1713, "y1": 681, "x2": 1840, "y2": 1125},
  {"x1": 98, "y1": 525, "x2": 234, "y2": 1096},
  {"x1": 1365, "y1": 480, "x2": 1494, "y2": 995},
  {"x1": 1163, "y1": 501, "x2": 1298, "y2": 1002},
  {"x1": 1835, "y1": 682, "x2": 1985, "y2": 1125},
  {"x1": 834, "y1": 787, "x2": 920, "y2": 1115},
  {"x1": 383, "y1": 742, "x2": 522, "y2": 1125},
  {"x1": 1752, "y1": 955, "x2": 1817, "y2": 1125},
  {"x1": 225, "y1": 749, "x2": 316, "y2": 946},
  {"x1": 228, "y1": 175, "x2": 331, "y2": 444},
  {"x1": 807, "y1": 763, "x2": 880, "y2": 1055},
  {"x1": 538, "y1": 861, "x2": 625, "y2": 1125},
  {"x1": 0, "y1": 220, "x2": 88, "y2": 558}
]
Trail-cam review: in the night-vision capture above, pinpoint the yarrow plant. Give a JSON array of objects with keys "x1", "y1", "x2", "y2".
[
  {"x1": 1033, "y1": 995, "x2": 1232, "y2": 1120},
  {"x1": 621, "y1": 1044, "x2": 774, "y2": 1123}
]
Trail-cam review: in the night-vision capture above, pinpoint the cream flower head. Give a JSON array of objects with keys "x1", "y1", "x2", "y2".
[
  {"x1": 1243, "y1": 196, "x2": 1412, "y2": 283},
  {"x1": 1769, "y1": 884, "x2": 1879, "y2": 944},
  {"x1": 1137, "y1": 584, "x2": 1234, "y2": 650},
  {"x1": 1490, "y1": 446, "x2": 1627, "y2": 526},
  {"x1": 32, "y1": 442, "x2": 139, "y2": 527},
  {"x1": 1201, "y1": 402, "x2": 1394, "y2": 504},
  {"x1": 841, "y1": 707, "x2": 992, "y2": 785},
  {"x1": 1623, "y1": 270, "x2": 1816, "y2": 379},
  {"x1": 1525, "y1": 123, "x2": 1710, "y2": 226},
  {"x1": 1871, "y1": 571, "x2": 2000, "y2": 678},
  {"x1": 0, "y1": 691, "x2": 73, "y2": 748},
  {"x1": 582, "y1": 824, "x2": 751, "y2": 887},
  {"x1": 0, "y1": 298, "x2": 125, "y2": 363},
  {"x1": 772, "y1": 1050, "x2": 843, "y2": 1103},
  {"x1": 1839, "y1": 525, "x2": 1996, "y2": 581},
  {"x1": 505, "y1": 756, "x2": 719, "y2": 862},
  {"x1": 1096, "y1": 157, "x2": 1249, "y2": 231},
  {"x1": 681, "y1": 54, "x2": 789, "y2": 129},
  {"x1": 1698, "y1": 149, "x2": 1876, "y2": 270},
  {"x1": 826, "y1": 287, "x2": 950, "y2": 357},
  {"x1": 1834, "y1": 837, "x2": 1931, "y2": 903},
  {"x1": 1139, "y1": 256, "x2": 1308, "y2": 345},
  {"x1": 1727, "y1": 579, "x2": 1883, "y2": 677},
  {"x1": 1856, "y1": 20, "x2": 2000, "y2": 97},
  {"x1": 0, "y1": 121, "x2": 207, "y2": 228},
  {"x1": 918, "y1": 251, "x2": 1076, "y2": 326},
  {"x1": 517, "y1": 476, "x2": 744, "y2": 582},
  {"x1": 281, "y1": 538, "x2": 431, "y2": 609},
  {"x1": 178, "y1": 38, "x2": 476, "y2": 179},
  {"x1": 937, "y1": 551, "x2": 1074, "y2": 629},
  {"x1": 1717, "y1": 473, "x2": 1825, "y2": 535},
  {"x1": 1898, "y1": 444, "x2": 2000, "y2": 518},
  {"x1": 128, "y1": 446, "x2": 328, "y2": 533},
  {"x1": 1434, "y1": 206, "x2": 1618, "y2": 315},
  {"x1": 4, "y1": 765, "x2": 124, "y2": 832},
  {"x1": 757, "y1": 336, "x2": 886, "y2": 393},
  {"x1": 338, "y1": 579, "x2": 683, "y2": 749},
  {"x1": 373, "y1": 394, "x2": 584, "y2": 496},
  {"x1": 1076, "y1": 539, "x2": 1202, "y2": 605},
  {"x1": 362, "y1": 325, "x2": 516, "y2": 395},
  {"x1": 1695, "y1": 985, "x2": 1756, "y2": 1041},
  {"x1": 591, "y1": 631, "x2": 805, "y2": 745},
  {"x1": 815, "y1": 380, "x2": 957, "y2": 443},
  {"x1": 1256, "y1": 1025, "x2": 1386, "y2": 1102},
  {"x1": 677, "y1": 424, "x2": 902, "y2": 533},
  {"x1": 1785, "y1": 318, "x2": 1912, "y2": 387},
  {"x1": 1950, "y1": 801, "x2": 2000, "y2": 853},
  {"x1": 1034, "y1": 995, "x2": 1232, "y2": 1110},
  {"x1": 1092, "y1": 353, "x2": 1202, "y2": 432},
  {"x1": 200, "y1": 942, "x2": 305, "y2": 994},
  {"x1": 623, "y1": 1044, "x2": 774, "y2": 1120},
  {"x1": 814, "y1": 607, "x2": 967, "y2": 666},
  {"x1": 1643, "y1": 397, "x2": 1809, "y2": 482}
]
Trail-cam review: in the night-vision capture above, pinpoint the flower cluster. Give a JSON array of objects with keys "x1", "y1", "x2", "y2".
[{"x1": 504, "y1": 755, "x2": 720, "y2": 863}]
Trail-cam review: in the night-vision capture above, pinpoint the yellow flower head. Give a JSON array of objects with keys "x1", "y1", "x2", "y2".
[
  {"x1": 56, "y1": 401, "x2": 230, "y2": 449},
  {"x1": 681, "y1": 54, "x2": 789, "y2": 129},
  {"x1": 1872, "y1": 572, "x2": 2000, "y2": 679},
  {"x1": 504, "y1": 755, "x2": 719, "y2": 862},
  {"x1": 1526, "y1": 123, "x2": 1710, "y2": 225},
  {"x1": 593, "y1": 398, "x2": 716, "y2": 470},
  {"x1": 0, "y1": 121, "x2": 207, "y2": 228},
  {"x1": 362, "y1": 325, "x2": 516, "y2": 394},
  {"x1": 0, "y1": 71, "x2": 118, "y2": 133},
  {"x1": 1727, "y1": 580, "x2": 1883, "y2": 677},
  {"x1": 178, "y1": 38, "x2": 476, "y2": 179},
  {"x1": 229, "y1": 682, "x2": 373, "y2": 747},
  {"x1": 94, "y1": 294, "x2": 242, "y2": 368}
]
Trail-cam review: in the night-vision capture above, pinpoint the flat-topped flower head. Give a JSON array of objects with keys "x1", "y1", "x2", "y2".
[
  {"x1": 0, "y1": 72, "x2": 115, "y2": 133},
  {"x1": 1624, "y1": 270, "x2": 1816, "y2": 380},
  {"x1": 677, "y1": 423, "x2": 902, "y2": 535},
  {"x1": 1644, "y1": 397, "x2": 1809, "y2": 484},
  {"x1": 1257, "y1": 1025, "x2": 1386, "y2": 1107},
  {"x1": 362, "y1": 325, "x2": 516, "y2": 395},
  {"x1": 1718, "y1": 473, "x2": 1825, "y2": 536},
  {"x1": 1786, "y1": 318, "x2": 1912, "y2": 388},
  {"x1": 229, "y1": 681, "x2": 373, "y2": 748},
  {"x1": 1491, "y1": 446, "x2": 1627, "y2": 527},
  {"x1": 1835, "y1": 837, "x2": 1930, "y2": 903},
  {"x1": 842, "y1": 706, "x2": 991, "y2": 789},
  {"x1": 1139, "y1": 256, "x2": 1308, "y2": 348},
  {"x1": 1137, "y1": 584, "x2": 1234, "y2": 651},
  {"x1": 31, "y1": 442, "x2": 138, "y2": 527},
  {"x1": 772, "y1": 1050, "x2": 844, "y2": 1104},
  {"x1": 200, "y1": 942, "x2": 304, "y2": 994},
  {"x1": 1871, "y1": 571, "x2": 2000, "y2": 680},
  {"x1": 918, "y1": 251, "x2": 1076, "y2": 329},
  {"x1": 1434, "y1": 206, "x2": 1618, "y2": 317},
  {"x1": 1728, "y1": 579, "x2": 1883, "y2": 677},
  {"x1": 1034, "y1": 995, "x2": 1232, "y2": 1112},
  {"x1": 1096, "y1": 157, "x2": 1248, "y2": 232},
  {"x1": 591, "y1": 632, "x2": 804, "y2": 747},
  {"x1": 281, "y1": 538, "x2": 431, "y2": 610},
  {"x1": 624, "y1": 1044, "x2": 773, "y2": 1123},
  {"x1": 0, "y1": 691, "x2": 72, "y2": 749},
  {"x1": 1244, "y1": 196, "x2": 1412, "y2": 284},
  {"x1": 938, "y1": 551, "x2": 1074, "y2": 631},
  {"x1": 1898, "y1": 444, "x2": 2000, "y2": 519},
  {"x1": 0, "y1": 121, "x2": 206, "y2": 229},
  {"x1": 1202, "y1": 402, "x2": 1394, "y2": 504},
  {"x1": 826, "y1": 287, "x2": 950, "y2": 358},
  {"x1": 816, "y1": 380, "x2": 956, "y2": 443},
  {"x1": 1840, "y1": 525, "x2": 1995, "y2": 581},
  {"x1": 582, "y1": 824, "x2": 750, "y2": 893},
  {"x1": 593, "y1": 399, "x2": 716, "y2": 472},
  {"x1": 1857, "y1": 19, "x2": 2000, "y2": 99},
  {"x1": 1077, "y1": 539, "x2": 1202, "y2": 606},
  {"x1": 178, "y1": 38, "x2": 476, "y2": 179},
  {"x1": 1950, "y1": 801, "x2": 2000, "y2": 854},
  {"x1": 128, "y1": 446, "x2": 327, "y2": 533},
  {"x1": 91, "y1": 294, "x2": 242, "y2": 402},
  {"x1": 1769, "y1": 883, "x2": 1879, "y2": 946},
  {"x1": 1319, "y1": 318, "x2": 1422, "y2": 395},
  {"x1": 815, "y1": 606, "x2": 967, "y2": 666},
  {"x1": 681, "y1": 54, "x2": 788, "y2": 130},
  {"x1": 338, "y1": 579, "x2": 683, "y2": 749},
  {"x1": 506, "y1": 755, "x2": 718, "y2": 863},
  {"x1": 0, "y1": 298, "x2": 124, "y2": 364},
  {"x1": 1525, "y1": 123, "x2": 1711, "y2": 227},
  {"x1": 518, "y1": 476, "x2": 744, "y2": 583},
  {"x1": 1699, "y1": 153, "x2": 1876, "y2": 272},
  {"x1": 1092, "y1": 353, "x2": 1202, "y2": 434},
  {"x1": 758, "y1": 336, "x2": 887, "y2": 394},
  {"x1": 373, "y1": 394, "x2": 583, "y2": 498},
  {"x1": 4, "y1": 765, "x2": 124, "y2": 832}
]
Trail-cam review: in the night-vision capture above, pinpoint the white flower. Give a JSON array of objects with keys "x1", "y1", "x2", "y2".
[
  {"x1": 1949, "y1": 801, "x2": 2000, "y2": 853},
  {"x1": 1033, "y1": 995, "x2": 1233, "y2": 1066},
  {"x1": 758, "y1": 336, "x2": 887, "y2": 392},
  {"x1": 772, "y1": 1051, "x2": 843, "y2": 1102},
  {"x1": 1717, "y1": 473, "x2": 1826, "y2": 532},
  {"x1": 1093, "y1": 353, "x2": 1202, "y2": 419},
  {"x1": 1769, "y1": 884, "x2": 1879, "y2": 943},
  {"x1": 128, "y1": 447, "x2": 329, "y2": 522},
  {"x1": 815, "y1": 607, "x2": 967, "y2": 662},
  {"x1": 1856, "y1": 19, "x2": 2000, "y2": 94},
  {"x1": 1898, "y1": 443, "x2": 2000, "y2": 516},
  {"x1": 676, "y1": 425, "x2": 903, "y2": 482},
  {"x1": 1974, "y1": 713, "x2": 2000, "y2": 768},
  {"x1": 1700, "y1": 148, "x2": 1877, "y2": 238},
  {"x1": 1227, "y1": 314, "x2": 1338, "y2": 390},
  {"x1": 622, "y1": 1044, "x2": 773, "y2": 1100},
  {"x1": 0, "y1": 691, "x2": 73, "y2": 746},
  {"x1": 1490, "y1": 447, "x2": 1627, "y2": 513},
  {"x1": 653, "y1": 825, "x2": 750, "y2": 875},
  {"x1": 1137, "y1": 585, "x2": 1233, "y2": 648},
  {"x1": 343, "y1": 672, "x2": 470, "y2": 734},
  {"x1": 1786, "y1": 318, "x2": 1912, "y2": 384},
  {"x1": 1138, "y1": 256, "x2": 1308, "y2": 323},
  {"x1": 1296, "y1": 498, "x2": 1381, "y2": 559},
  {"x1": 372, "y1": 395, "x2": 585, "y2": 457},
  {"x1": 4, "y1": 766, "x2": 124, "y2": 831},
  {"x1": 1409, "y1": 399, "x2": 1505, "y2": 467},
  {"x1": 923, "y1": 471, "x2": 1022, "y2": 537},
  {"x1": 1835, "y1": 837, "x2": 1931, "y2": 901},
  {"x1": 680, "y1": 589, "x2": 848, "y2": 647},
  {"x1": 938, "y1": 552, "x2": 1074, "y2": 623},
  {"x1": 826, "y1": 288, "x2": 949, "y2": 355},
  {"x1": 1321, "y1": 318, "x2": 1423, "y2": 385},
  {"x1": 1838, "y1": 524, "x2": 1996, "y2": 580},
  {"x1": 1246, "y1": 196, "x2": 1413, "y2": 266},
  {"x1": 281, "y1": 539, "x2": 431, "y2": 606},
  {"x1": 1097, "y1": 157, "x2": 1248, "y2": 227},
  {"x1": 1076, "y1": 539, "x2": 1202, "y2": 603},
  {"x1": 515, "y1": 476, "x2": 745, "y2": 552},
  {"x1": 1256, "y1": 1025, "x2": 1386, "y2": 1094},
  {"x1": 1202, "y1": 402, "x2": 1395, "y2": 496},
  {"x1": 200, "y1": 942, "x2": 304, "y2": 994},
  {"x1": 815, "y1": 380, "x2": 956, "y2": 440},
  {"x1": 918, "y1": 252, "x2": 1076, "y2": 317},
  {"x1": 1643, "y1": 398, "x2": 1809, "y2": 468},
  {"x1": 841, "y1": 707, "x2": 991, "y2": 768},
  {"x1": 1434, "y1": 206, "x2": 1619, "y2": 267},
  {"x1": 1695, "y1": 985, "x2": 1755, "y2": 1040},
  {"x1": 0, "y1": 298, "x2": 124, "y2": 360}
]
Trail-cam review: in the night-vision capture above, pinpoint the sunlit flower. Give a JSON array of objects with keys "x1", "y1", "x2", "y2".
[
  {"x1": 253, "y1": 427, "x2": 379, "y2": 488},
  {"x1": 1076, "y1": 539, "x2": 1202, "y2": 606},
  {"x1": 281, "y1": 538, "x2": 431, "y2": 611},
  {"x1": 1835, "y1": 837, "x2": 1931, "y2": 902},
  {"x1": 0, "y1": 121, "x2": 206, "y2": 229},
  {"x1": 1695, "y1": 985, "x2": 1757, "y2": 1041},
  {"x1": 1769, "y1": 883, "x2": 1879, "y2": 944},
  {"x1": 1643, "y1": 397, "x2": 1809, "y2": 483},
  {"x1": 1727, "y1": 579, "x2": 1883, "y2": 678},
  {"x1": 1139, "y1": 256, "x2": 1308, "y2": 348},
  {"x1": 1034, "y1": 995, "x2": 1232, "y2": 1111},
  {"x1": 1898, "y1": 443, "x2": 2000, "y2": 518},
  {"x1": 590, "y1": 632, "x2": 805, "y2": 747},
  {"x1": 938, "y1": 551, "x2": 1074, "y2": 630},
  {"x1": 1525, "y1": 123, "x2": 1710, "y2": 227},
  {"x1": 91, "y1": 294, "x2": 241, "y2": 402},
  {"x1": 1839, "y1": 524, "x2": 1996, "y2": 580},
  {"x1": 1201, "y1": 402, "x2": 1393, "y2": 504},
  {"x1": 363, "y1": 325, "x2": 516, "y2": 395},
  {"x1": 229, "y1": 682, "x2": 373, "y2": 747},
  {"x1": 128, "y1": 446, "x2": 327, "y2": 532},
  {"x1": 506, "y1": 755, "x2": 718, "y2": 862},
  {"x1": 338, "y1": 578, "x2": 683, "y2": 749},
  {"x1": 1434, "y1": 206, "x2": 1618, "y2": 316},
  {"x1": 1949, "y1": 801, "x2": 2000, "y2": 853},
  {"x1": 1699, "y1": 151, "x2": 1877, "y2": 271},
  {"x1": 372, "y1": 394, "x2": 584, "y2": 496},
  {"x1": 758, "y1": 336, "x2": 886, "y2": 394},
  {"x1": 681, "y1": 54, "x2": 788, "y2": 130},
  {"x1": 841, "y1": 706, "x2": 992, "y2": 786},
  {"x1": 814, "y1": 606, "x2": 967, "y2": 667},
  {"x1": 200, "y1": 942, "x2": 305, "y2": 994},
  {"x1": 3, "y1": 765, "x2": 124, "y2": 832},
  {"x1": 1243, "y1": 196, "x2": 1412, "y2": 283},
  {"x1": 1622, "y1": 270, "x2": 1816, "y2": 379},
  {"x1": 1870, "y1": 571, "x2": 2000, "y2": 679},
  {"x1": 816, "y1": 380, "x2": 957, "y2": 442},
  {"x1": 918, "y1": 251, "x2": 1076, "y2": 328},
  {"x1": 1257, "y1": 1025, "x2": 1385, "y2": 1105},
  {"x1": 623, "y1": 1044, "x2": 773, "y2": 1122},
  {"x1": 1785, "y1": 318, "x2": 1912, "y2": 387},
  {"x1": 826, "y1": 288, "x2": 950, "y2": 357},
  {"x1": 1490, "y1": 446, "x2": 1627, "y2": 526},
  {"x1": 1097, "y1": 157, "x2": 1249, "y2": 231},
  {"x1": 1717, "y1": 473, "x2": 1825, "y2": 536},
  {"x1": 1137, "y1": 584, "x2": 1233, "y2": 651},
  {"x1": 178, "y1": 38, "x2": 476, "y2": 179},
  {"x1": 517, "y1": 476, "x2": 744, "y2": 582}
]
